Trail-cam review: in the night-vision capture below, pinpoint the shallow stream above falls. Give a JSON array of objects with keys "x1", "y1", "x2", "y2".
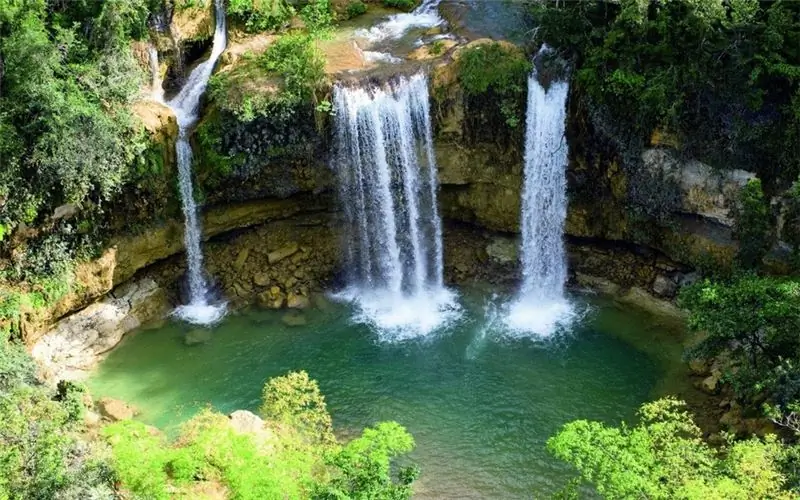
[{"x1": 88, "y1": 287, "x2": 696, "y2": 498}]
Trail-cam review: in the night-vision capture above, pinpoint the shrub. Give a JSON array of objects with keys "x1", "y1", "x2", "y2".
[
  {"x1": 228, "y1": 0, "x2": 294, "y2": 32},
  {"x1": 316, "y1": 421, "x2": 418, "y2": 499},
  {"x1": 260, "y1": 370, "x2": 335, "y2": 446},
  {"x1": 104, "y1": 372, "x2": 418, "y2": 498},
  {"x1": 733, "y1": 178, "x2": 773, "y2": 269},
  {"x1": 457, "y1": 42, "x2": 532, "y2": 128},
  {"x1": 548, "y1": 398, "x2": 793, "y2": 499},
  {"x1": 345, "y1": 1, "x2": 367, "y2": 19},
  {"x1": 382, "y1": 0, "x2": 417, "y2": 12},
  {"x1": 0, "y1": 334, "x2": 36, "y2": 392},
  {"x1": 679, "y1": 274, "x2": 800, "y2": 405},
  {"x1": 300, "y1": 0, "x2": 334, "y2": 36}
]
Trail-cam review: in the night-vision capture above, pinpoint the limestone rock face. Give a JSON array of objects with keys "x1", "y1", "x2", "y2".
[
  {"x1": 642, "y1": 149, "x2": 755, "y2": 227},
  {"x1": 32, "y1": 278, "x2": 169, "y2": 382},
  {"x1": 170, "y1": 3, "x2": 214, "y2": 44}
]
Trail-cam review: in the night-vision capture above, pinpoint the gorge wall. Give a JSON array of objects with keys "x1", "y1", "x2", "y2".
[{"x1": 27, "y1": 30, "x2": 796, "y2": 372}]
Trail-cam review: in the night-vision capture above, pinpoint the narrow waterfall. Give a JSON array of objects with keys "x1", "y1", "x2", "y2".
[
  {"x1": 505, "y1": 47, "x2": 573, "y2": 336},
  {"x1": 332, "y1": 73, "x2": 458, "y2": 339},
  {"x1": 148, "y1": 46, "x2": 164, "y2": 102},
  {"x1": 168, "y1": 0, "x2": 227, "y2": 325}
]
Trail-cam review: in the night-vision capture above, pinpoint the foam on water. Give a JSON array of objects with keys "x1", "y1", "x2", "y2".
[
  {"x1": 363, "y1": 51, "x2": 403, "y2": 64},
  {"x1": 355, "y1": 0, "x2": 443, "y2": 42}
]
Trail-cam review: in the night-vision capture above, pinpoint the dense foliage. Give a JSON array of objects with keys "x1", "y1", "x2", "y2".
[
  {"x1": 228, "y1": 0, "x2": 292, "y2": 33},
  {"x1": 549, "y1": 398, "x2": 795, "y2": 499},
  {"x1": 457, "y1": 42, "x2": 531, "y2": 129},
  {"x1": 104, "y1": 371, "x2": 417, "y2": 499},
  {"x1": 0, "y1": 0, "x2": 173, "y2": 325},
  {"x1": 0, "y1": 331, "x2": 116, "y2": 499},
  {"x1": 680, "y1": 274, "x2": 800, "y2": 407},
  {"x1": 531, "y1": 0, "x2": 800, "y2": 192}
]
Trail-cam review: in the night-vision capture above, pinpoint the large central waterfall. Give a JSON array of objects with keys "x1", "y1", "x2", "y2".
[
  {"x1": 332, "y1": 73, "x2": 459, "y2": 339},
  {"x1": 505, "y1": 48, "x2": 574, "y2": 336},
  {"x1": 168, "y1": 0, "x2": 227, "y2": 325}
]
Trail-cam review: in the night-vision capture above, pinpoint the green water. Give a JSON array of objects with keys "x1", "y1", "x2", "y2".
[{"x1": 88, "y1": 290, "x2": 684, "y2": 498}]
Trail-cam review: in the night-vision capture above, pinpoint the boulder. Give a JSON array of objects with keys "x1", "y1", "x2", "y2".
[
  {"x1": 286, "y1": 292, "x2": 311, "y2": 310},
  {"x1": 234, "y1": 248, "x2": 250, "y2": 271},
  {"x1": 185, "y1": 329, "x2": 212, "y2": 346},
  {"x1": 652, "y1": 275, "x2": 677, "y2": 297},
  {"x1": 258, "y1": 286, "x2": 286, "y2": 309},
  {"x1": 52, "y1": 203, "x2": 78, "y2": 221},
  {"x1": 84, "y1": 410, "x2": 102, "y2": 428},
  {"x1": 228, "y1": 410, "x2": 276, "y2": 452},
  {"x1": 229, "y1": 410, "x2": 265, "y2": 435},
  {"x1": 699, "y1": 373, "x2": 720, "y2": 394},
  {"x1": 170, "y1": 3, "x2": 214, "y2": 43},
  {"x1": 253, "y1": 272, "x2": 270, "y2": 287},
  {"x1": 98, "y1": 397, "x2": 137, "y2": 421},
  {"x1": 688, "y1": 358, "x2": 709, "y2": 376},
  {"x1": 268, "y1": 243, "x2": 299, "y2": 264}
]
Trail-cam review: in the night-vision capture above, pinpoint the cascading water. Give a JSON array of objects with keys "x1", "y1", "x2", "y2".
[
  {"x1": 358, "y1": 0, "x2": 443, "y2": 43},
  {"x1": 332, "y1": 73, "x2": 458, "y2": 339},
  {"x1": 148, "y1": 46, "x2": 164, "y2": 102},
  {"x1": 505, "y1": 46, "x2": 574, "y2": 336},
  {"x1": 168, "y1": 0, "x2": 227, "y2": 325}
]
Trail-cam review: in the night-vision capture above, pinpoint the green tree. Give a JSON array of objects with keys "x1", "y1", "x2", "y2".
[
  {"x1": 315, "y1": 421, "x2": 418, "y2": 500},
  {"x1": 548, "y1": 398, "x2": 793, "y2": 499},
  {"x1": 260, "y1": 370, "x2": 335, "y2": 446},
  {"x1": 733, "y1": 179, "x2": 773, "y2": 268},
  {"x1": 679, "y1": 274, "x2": 800, "y2": 404}
]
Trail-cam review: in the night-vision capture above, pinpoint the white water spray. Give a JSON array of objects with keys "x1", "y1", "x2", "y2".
[
  {"x1": 332, "y1": 73, "x2": 458, "y2": 340},
  {"x1": 168, "y1": 0, "x2": 227, "y2": 325},
  {"x1": 357, "y1": 0, "x2": 443, "y2": 42},
  {"x1": 505, "y1": 47, "x2": 573, "y2": 336},
  {"x1": 148, "y1": 46, "x2": 164, "y2": 102}
]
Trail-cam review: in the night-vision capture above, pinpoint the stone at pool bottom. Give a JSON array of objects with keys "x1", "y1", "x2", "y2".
[{"x1": 185, "y1": 329, "x2": 213, "y2": 346}]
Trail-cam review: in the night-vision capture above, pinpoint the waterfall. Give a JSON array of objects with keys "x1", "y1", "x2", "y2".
[
  {"x1": 332, "y1": 73, "x2": 457, "y2": 339},
  {"x1": 505, "y1": 47, "x2": 574, "y2": 336},
  {"x1": 148, "y1": 46, "x2": 164, "y2": 102},
  {"x1": 168, "y1": 0, "x2": 227, "y2": 325}
]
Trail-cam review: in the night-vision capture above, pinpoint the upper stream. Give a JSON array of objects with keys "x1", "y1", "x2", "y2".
[{"x1": 88, "y1": 289, "x2": 689, "y2": 498}]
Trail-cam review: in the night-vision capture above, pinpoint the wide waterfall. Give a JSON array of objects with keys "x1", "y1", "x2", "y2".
[
  {"x1": 505, "y1": 47, "x2": 574, "y2": 336},
  {"x1": 332, "y1": 73, "x2": 458, "y2": 339},
  {"x1": 168, "y1": 0, "x2": 227, "y2": 325}
]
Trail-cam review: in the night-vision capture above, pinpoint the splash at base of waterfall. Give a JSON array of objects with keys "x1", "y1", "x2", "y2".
[
  {"x1": 503, "y1": 296, "x2": 576, "y2": 338},
  {"x1": 173, "y1": 302, "x2": 227, "y2": 326},
  {"x1": 332, "y1": 72, "x2": 457, "y2": 340},
  {"x1": 332, "y1": 287, "x2": 461, "y2": 341}
]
